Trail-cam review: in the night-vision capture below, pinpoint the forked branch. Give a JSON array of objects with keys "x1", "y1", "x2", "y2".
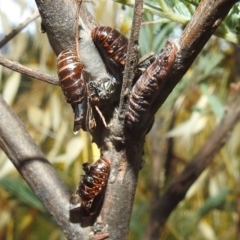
[{"x1": 0, "y1": 0, "x2": 238, "y2": 239}]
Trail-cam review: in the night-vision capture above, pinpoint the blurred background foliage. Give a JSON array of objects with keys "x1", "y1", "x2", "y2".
[{"x1": 0, "y1": 0, "x2": 240, "y2": 239}]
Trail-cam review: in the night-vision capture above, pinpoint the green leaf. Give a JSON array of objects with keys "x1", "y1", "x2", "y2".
[
  {"x1": 196, "y1": 189, "x2": 231, "y2": 219},
  {"x1": 0, "y1": 177, "x2": 46, "y2": 212}
]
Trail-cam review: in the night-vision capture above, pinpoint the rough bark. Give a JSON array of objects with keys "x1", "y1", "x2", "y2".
[
  {"x1": 35, "y1": 0, "x2": 145, "y2": 239},
  {"x1": 0, "y1": 0, "x2": 238, "y2": 239}
]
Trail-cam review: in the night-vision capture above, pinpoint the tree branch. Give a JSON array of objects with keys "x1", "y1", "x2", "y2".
[
  {"x1": 153, "y1": 0, "x2": 238, "y2": 112},
  {"x1": 130, "y1": 0, "x2": 238, "y2": 131},
  {"x1": 0, "y1": 54, "x2": 59, "y2": 85},
  {"x1": 0, "y1": 94, "x2": 86, "y2": 240},
  {"x1": 0, "y1": 0, "x2": 237, "y2": 239},
  {"x1": 34, "y1": 0, "x2": 145, "y2": 239},
  {"x1": 35, "y1": 0, "x2": 98, "y2": 55},
  {"x1": 118, "y1": 0, "x2": 144, "y2": 118},
  {"x1": 144, "y1": 94, "x2": 240, "y2": 239},
  {"x1": 0, "y1": 11, "x2": 39, "y2": 48}
]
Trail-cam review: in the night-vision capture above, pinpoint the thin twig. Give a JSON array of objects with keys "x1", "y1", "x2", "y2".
[
  {"x1": 75, "y1": 0, "x2": 82, "y2": 57},
  {"x1": 0, "y1": 54, "x2": 59, "y2": 85},
  {"x1": 0, "y1": 11, "x2": 39, "y2": 48},
  {"x1": 123, "y1": 1, "x2": 188, "y2": 25},
  {"x1": 98, "y1": 1, "x2": 145, "y2": 238},
  {"x1": 95, "y1": 105, "x2": 108, "y2": 128},
  {"x1": 118, "y1": 0, "x2": 144, "y2": 119}
]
